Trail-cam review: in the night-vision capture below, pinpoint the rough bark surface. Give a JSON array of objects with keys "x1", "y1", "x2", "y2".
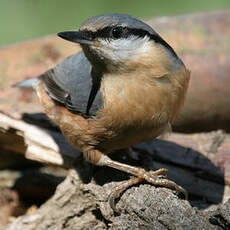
[
  {"x1": 1, "y1": 112, "x2": 229, "y2": 204},
  {"x1": 1, "y1": 169, "x2": 229, "y2": 230},
  {"x1": 1, "y1": 111, "x2": 230, "y2": 229}
]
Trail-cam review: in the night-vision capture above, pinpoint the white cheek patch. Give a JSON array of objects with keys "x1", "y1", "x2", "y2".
[{"x1": 97, "y1": 35, "x2": 150, "y2": 63}]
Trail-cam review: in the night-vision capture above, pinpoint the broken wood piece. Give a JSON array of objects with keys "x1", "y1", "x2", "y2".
[
  {"x1": 0, "y1": 112, "x2": 81, "y2": 167},
  {"x1": 0, "y1": 111, "x2": 229, "y2": 206}
]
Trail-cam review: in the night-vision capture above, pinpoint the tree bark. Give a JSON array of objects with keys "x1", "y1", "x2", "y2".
[
  {"x1": 2, "y1": 169, "x2": 229, "y2": 230},
  {"x1": 0, "y1": 111, "x2": 230, "y2": 229}
]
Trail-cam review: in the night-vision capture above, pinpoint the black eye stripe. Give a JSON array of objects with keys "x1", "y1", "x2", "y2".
[
  {"x1": 150, "y1": 34, "x2": 178, "y2": 58},
  {"x1": 93, "y1": 27, "x2": 110, "y2": 39},
  {"x1": 81, "y1": 27, "x2": 178, "y2": 58},
  {"x1": 82, "y1": 30, "x2": 96, "y2": 40},
  {"x1": 81, "y1": 27, "x2": 150, "y2": 40},
  {"x1": 128, "y1": 28, "x2": 150, "y2": 37}
]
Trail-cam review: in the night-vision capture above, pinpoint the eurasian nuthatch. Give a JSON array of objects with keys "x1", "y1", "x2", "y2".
[{"x1": 15, "y1": 14, "x2": 190, "y2": 209}]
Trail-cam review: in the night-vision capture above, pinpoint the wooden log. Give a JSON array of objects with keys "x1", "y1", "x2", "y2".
[
  {"x1": 0, "y1": 112, "x2": 81, "y2": 167},
  {"x1": 0, "y1": 110, "x2": 230, "y2": 229},
  {"x1": 2, "y1": 170, "x2": 230, "y2": 230}
]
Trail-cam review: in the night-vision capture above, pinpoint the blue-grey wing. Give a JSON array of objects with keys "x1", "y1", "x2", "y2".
[{"x1": 40, "y1": 51, "x2": 103, "y2": 117}]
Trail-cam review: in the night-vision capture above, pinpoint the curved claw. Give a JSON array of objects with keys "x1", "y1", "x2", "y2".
[
  {"x1": 149, "y1": 168, "x2": 169, "y2": 178},
  {"x1": 109, "y1": 177, "x2": 142, "y2": 213},
  {"x1": 144, "y1": 171, "x2": 188, "y2": 200},
  {"x1": 153, "y1": 178, "x2": 188, "y2": 199},
  {"x1": 94, "y1": 154, "x2": 187, "y2": 210}
]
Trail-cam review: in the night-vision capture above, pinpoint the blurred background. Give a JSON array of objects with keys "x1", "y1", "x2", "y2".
[{"x1": 1, "y1": 0, "x2": 230, "y2": 47}]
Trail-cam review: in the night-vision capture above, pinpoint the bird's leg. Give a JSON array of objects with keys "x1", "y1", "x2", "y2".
[{"x1": 83, "y1": 149, "x2": 187, "y2": 211}]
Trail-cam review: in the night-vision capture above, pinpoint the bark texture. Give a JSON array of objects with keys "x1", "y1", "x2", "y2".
[
  {"x1": 1, "y1": 112, "x2": 230, "y2": 229},
  {"x1": 1, "y1": 170, "x2": 229, "y2": 230}
]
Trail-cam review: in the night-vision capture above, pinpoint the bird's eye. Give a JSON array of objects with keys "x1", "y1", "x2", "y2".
[{"x1": 111, "y1": 26, "x2": 123, "y2": 39}]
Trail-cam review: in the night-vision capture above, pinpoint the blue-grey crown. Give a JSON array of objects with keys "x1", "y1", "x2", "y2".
[{"x1": 81, "y1": 13, "x2": 156, "y2": 35}]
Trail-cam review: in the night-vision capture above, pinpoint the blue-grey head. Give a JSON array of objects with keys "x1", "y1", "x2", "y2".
[{"x1": 58, "y1": 14, "x2": 181, "y2": 73}]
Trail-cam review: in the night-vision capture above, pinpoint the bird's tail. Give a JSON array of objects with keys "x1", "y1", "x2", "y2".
[{"x1": 13, "y1": 77, "x2": 39, "y2": 89}]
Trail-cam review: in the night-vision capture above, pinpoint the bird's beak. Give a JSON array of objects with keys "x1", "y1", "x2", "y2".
[{"x1": 57, "y1": 31, "x2": 93, "y2": 45}]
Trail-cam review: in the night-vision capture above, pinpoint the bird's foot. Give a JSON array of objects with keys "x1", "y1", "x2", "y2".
[
  {"x1": 109, "y1": 167, "x2": 187, "y2": 213},
  {"x1": 137, "y1": 167, "x2": 187, "y2": 199},
  {"x1": 84, "y1": 151, "x2": 187, "y2": 212}
]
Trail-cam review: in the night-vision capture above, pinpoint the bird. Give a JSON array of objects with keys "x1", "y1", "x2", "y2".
[{"x1": 15, "y1": 13, "x2": 190, "y2": 210}]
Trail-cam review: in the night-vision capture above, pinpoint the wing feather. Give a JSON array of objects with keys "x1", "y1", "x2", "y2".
[{"x1": 40, "y1": 52, "x2": 103, "y2": 117}]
